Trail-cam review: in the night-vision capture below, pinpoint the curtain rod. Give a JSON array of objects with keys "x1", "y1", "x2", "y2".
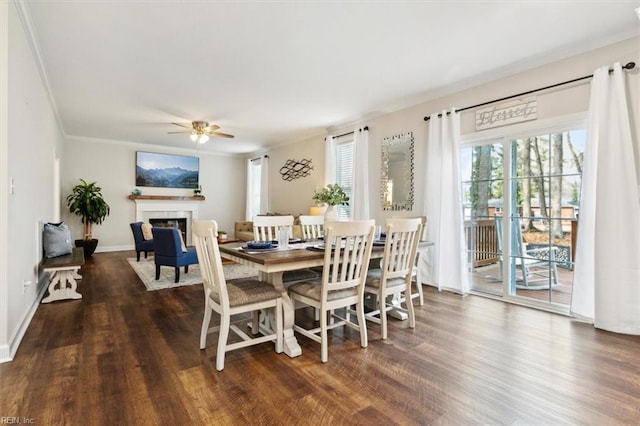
[
  {"x1": 333, "y1": 125, "x2": 369, "y2": 139},
  {"x1": 250, "y1": 155, "x2": 268, "y2": 162},
  {"x1": 423, "y1": 61, "x2": 636, "y2": 121}
]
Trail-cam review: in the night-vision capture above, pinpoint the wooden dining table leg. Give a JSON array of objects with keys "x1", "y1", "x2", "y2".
[{"x1": 265, "y1": 271, "x2": 302, "y2": 357}]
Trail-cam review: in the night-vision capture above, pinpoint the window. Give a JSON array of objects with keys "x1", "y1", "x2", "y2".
[{"x1": 335, "y1": 137, "x2": 354, "y2": 220}]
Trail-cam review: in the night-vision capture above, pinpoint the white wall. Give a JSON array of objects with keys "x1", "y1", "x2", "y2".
[
  {"x1": 62, "y1": 139, "x2": 247, "y2": 250},
  {"x1": 269, "y1": 37, "x2": 640, "y2": 223},
  {"x1": 1, "y1": 2, "x2": 65, "y2": 361}
]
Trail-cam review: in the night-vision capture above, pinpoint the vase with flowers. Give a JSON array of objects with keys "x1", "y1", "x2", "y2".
[{"x1": 312, "y1": 184, "x2": 349, "y2": 222}]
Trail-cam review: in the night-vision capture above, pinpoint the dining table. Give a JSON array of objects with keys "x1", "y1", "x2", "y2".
[{"x1": 217, "y1": 239, "x2": 433, "y2": 357}]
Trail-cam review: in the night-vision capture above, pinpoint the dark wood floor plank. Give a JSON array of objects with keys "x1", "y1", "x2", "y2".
[{"x1": 1, "y1": 250, "x2": 639, "y2": 425}]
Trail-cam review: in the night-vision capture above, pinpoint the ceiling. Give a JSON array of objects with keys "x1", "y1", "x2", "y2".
[{"x1": 22, "y1": 1, "x2": 639, "y2": 155}]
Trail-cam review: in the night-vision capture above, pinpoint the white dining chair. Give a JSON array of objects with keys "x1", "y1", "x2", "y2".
[
  {"x1": 288, "y1": 220, "x2": 375, "y2": 363},
  {"x1": 299, "y1": 214, "x2": 324, "y2": 240},
  {"x1": 192, "y1": 220, "x2": 283, "y2": 371},
  {"x1": 392, "y1": 215, "x2": 428, "y2": 305},
  {"x1": 364, "y1": 218, "x2": 422, "y2": 340},
  {"x1": 252, "y1": 215, "x2": 294, "y2": 241}
]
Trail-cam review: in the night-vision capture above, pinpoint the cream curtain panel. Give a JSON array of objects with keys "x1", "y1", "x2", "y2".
[
  {"x1": 259, "y1": 156, "x2": 269, "y2": 214},
  {"x1": 352, "y1": 128, "x2": 370, "y2": 220},
  {"x1": 571, "y1": 63, "x2": 640, "y2": 334},
  {"x1": 422, "y1": 109, "x2": 469, "y2": 294},
  {"x1": 324, "y1": 135, "x2": 336, "y2": 186},
  {"x1": 245, "y1": 159, "x2": 252, "y2": 220}
]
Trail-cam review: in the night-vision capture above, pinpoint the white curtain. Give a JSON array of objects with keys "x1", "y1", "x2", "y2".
[
  {"x1": 571, "y1": 63, "x2": 640, "y2": 334},
  {"x1": 324, "y1": 135, "x2": 336, "y2": 185},
  {"x1": 421, "y1": 109, "x2": 469, "y2": 294},
  {"x1": 259, "y1": 156, "x2": 269, "y2": 214},
  {"x1": 245, "y1": 159, "x2": 252, "y2": 220},
  {"x1": 352, "y1": 128, "x2": 370, "y2": 220}
]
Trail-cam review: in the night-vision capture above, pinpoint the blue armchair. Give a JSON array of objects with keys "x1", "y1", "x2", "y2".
[
  {"x1": 152, "y1": 227, "x2": 198, "y2": 283},
  {"x1": 130, "y1": 222, "x2": 155, "y2": 261}
]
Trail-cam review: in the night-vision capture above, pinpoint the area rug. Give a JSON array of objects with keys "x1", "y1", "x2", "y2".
[{"x1": 128, "y1": 257, "x2": 258, "y2": 291}]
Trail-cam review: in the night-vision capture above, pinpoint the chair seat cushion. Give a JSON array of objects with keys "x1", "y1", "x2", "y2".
[
  {"x1": 137, "y1": 239, "x2": 154, "y2": 251},
  {"x1": 365, "y1": 269, "x2": 406, "y2": 289},
  {"x1": 288, "y1": 280, "x2": 357, "y2": 302},
  {"x1": 155, "y1": 246, "x2": 198, "y2": 267},
  {"x1": 213, "y1": 278, "x2": 281, "y2": 307}
]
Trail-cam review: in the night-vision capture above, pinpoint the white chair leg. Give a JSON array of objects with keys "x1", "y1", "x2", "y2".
[
  {"x1": 416, "y1": 262, "x2": 424, "y2": 306},
  {"x1": 320, "y1": 309, "x2": 328, "y2": 363},
  {"x1": 251, "y1": 311, "x2": 260, "y2": 335},
  {"x1": 216, "y1": 312, "x2": 230, "y2": 371},
  {"x1": 380, "y1": 296, "x2": 388, "y2": 340},
  {"x1": 356, "y1": 301, "x2": 368, "y2": 349},
  {"x1": 200, "y1": 304, "x2": 212, "y2": 349},
  {"x1": 406, "y1": 288, "x2": 416, "y2": 329},
  {"x1": 416, "y1": 266, "x2": 424, "y2": 306},
  {"x1": 275, "y1": 299, "x2": 283, "y2": 353}
]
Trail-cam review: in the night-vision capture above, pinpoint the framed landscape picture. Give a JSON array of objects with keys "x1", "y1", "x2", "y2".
[{"x1": 136, "y1": 151, "x2": 199, "y2": 188}]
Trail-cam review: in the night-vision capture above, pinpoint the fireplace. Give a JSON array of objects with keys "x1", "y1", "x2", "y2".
[
  {"x1": 132, "y1": 199, "x2": 200, "y2": 245},
  {"x1": 149, "y1": 218, "x2": 187, "y2": 245}
]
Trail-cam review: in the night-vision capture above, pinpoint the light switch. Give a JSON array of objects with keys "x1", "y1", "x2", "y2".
[{"x1": 9, "y1": 177, "x2": 14, "y2": 194}]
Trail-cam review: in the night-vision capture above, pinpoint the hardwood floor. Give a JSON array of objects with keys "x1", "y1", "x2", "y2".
[{"x1": 1, "y1": 250, "x2": 639, "y2": 425}]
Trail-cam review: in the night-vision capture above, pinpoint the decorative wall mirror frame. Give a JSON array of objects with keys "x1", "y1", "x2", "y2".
[{"x1": 381, "y1": 132, "x2": 414, "y2": 211}]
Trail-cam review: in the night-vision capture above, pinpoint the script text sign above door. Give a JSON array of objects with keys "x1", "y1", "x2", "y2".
[{"x1": 475, "y1": 97, "x2": 537, "y2": 131}]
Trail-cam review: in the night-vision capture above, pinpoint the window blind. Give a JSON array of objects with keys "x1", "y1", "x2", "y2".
[{"x1": 336, "y1": 139, "x2": 354, "y2": 220}]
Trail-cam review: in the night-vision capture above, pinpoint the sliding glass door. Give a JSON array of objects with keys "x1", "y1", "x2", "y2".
[
  {"x1": 461, "y1": 141, "x2": 504, "y2": 296},
  {"x1": 461, "y1": 126, "x2": 585, "y2": 311}
]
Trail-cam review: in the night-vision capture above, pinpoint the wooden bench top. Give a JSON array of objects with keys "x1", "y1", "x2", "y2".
[{"x1": 41, "y1": 247, "x2": 85, "y2": 269}]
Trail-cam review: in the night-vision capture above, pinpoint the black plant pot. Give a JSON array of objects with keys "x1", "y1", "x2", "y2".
[{"x1": 75, "y1": 239, "x2": 99, "y2": 257}]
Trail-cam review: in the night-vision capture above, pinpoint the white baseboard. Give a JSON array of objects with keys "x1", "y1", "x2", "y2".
[
  {"x1": 1, "y1": 274, "x2": 49, "y2": 363},
  {"x1": 0, "y1": 343, "x2": 10, "y2": 363},
  {"x1": 95, "y1": 244, "x2": 134, "y2": 253}
]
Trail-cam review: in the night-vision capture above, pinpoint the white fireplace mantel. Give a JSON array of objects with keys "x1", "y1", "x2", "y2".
[{"x1": 132, "y1": 198, "x2": 200, "y2": 245}]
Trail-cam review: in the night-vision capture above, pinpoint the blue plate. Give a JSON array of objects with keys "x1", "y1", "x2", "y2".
[{"x1": 246, "y1": 241, "x2": 273, "y2": 249}]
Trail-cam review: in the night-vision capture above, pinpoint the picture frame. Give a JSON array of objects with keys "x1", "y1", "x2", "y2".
[{"x1": 135, "y1": 151, "x2": 199, "y2": 189}]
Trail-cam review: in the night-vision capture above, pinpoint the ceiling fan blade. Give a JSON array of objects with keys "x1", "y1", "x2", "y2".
[
  {"x1": 204, "y1": 124, "x2": 220, "y2": 131},
  {"x1": 168, "y1": 131, "x2": 190, "y2": 134},
  {"x1": 171, "y1": 122, "x2": 194, "y2": 130},
  {"x1": 210, "y1": 131, "x2": 235, "y2": 139}
]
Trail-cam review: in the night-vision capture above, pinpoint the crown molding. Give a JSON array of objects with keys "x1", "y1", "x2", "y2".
[{"x1": 14, "y1": 0, "x2": 66, "y2": 137}]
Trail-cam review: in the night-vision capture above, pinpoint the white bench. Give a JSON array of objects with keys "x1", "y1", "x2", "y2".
[{"x1": 41, "y1": 247, "x2": 84, "y2": 303}]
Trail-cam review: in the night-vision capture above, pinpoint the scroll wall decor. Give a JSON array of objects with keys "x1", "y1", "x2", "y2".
[{"x1": 279, "y1": 158, "x2": 314, "y2": 181}]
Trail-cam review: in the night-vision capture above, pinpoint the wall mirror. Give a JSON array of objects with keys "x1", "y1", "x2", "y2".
[{"x1": 381, "y1": 132, "x2": 414, "y2": 211}]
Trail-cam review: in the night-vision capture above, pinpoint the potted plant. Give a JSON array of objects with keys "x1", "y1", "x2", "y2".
[
  {"x1": 312, "y1": 183, "x2": 349, "y2": 222},
  {"x1": 66, "y1": 179, "x2": 111, "y2": 257}
]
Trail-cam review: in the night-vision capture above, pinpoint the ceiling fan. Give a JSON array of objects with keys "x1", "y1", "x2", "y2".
[{"x1": 169, "y1": 121, "x2": 234, "y2": 144}]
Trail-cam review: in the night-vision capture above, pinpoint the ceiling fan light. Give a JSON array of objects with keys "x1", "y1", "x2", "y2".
[
  {"x1": 199, "y1": 134, "x2": 209, "y2": 144},
  {"x1": 190, "y1": 133, "x2": 198, "y2": 142}
]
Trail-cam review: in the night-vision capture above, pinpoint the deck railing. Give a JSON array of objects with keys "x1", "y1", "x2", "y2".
[
  {"x1": 465, "y1": 219, "x2": 499, "y2": 268},
  {"x1": 465, "y1": 218, "x2": 578, "y2": 270}
]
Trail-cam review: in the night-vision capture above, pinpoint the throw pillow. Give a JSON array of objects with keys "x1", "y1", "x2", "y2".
[
  {"x1": 141, "y1": 223, "x2": 153, "y2": 240},
  {"x1": 43, "y1": 222, "x2": 73, "y2": 258}
]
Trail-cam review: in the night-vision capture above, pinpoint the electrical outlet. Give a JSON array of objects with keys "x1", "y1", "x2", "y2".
[{"x1": 23, "y1": 280, "x2": 32, "y2": 294}]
